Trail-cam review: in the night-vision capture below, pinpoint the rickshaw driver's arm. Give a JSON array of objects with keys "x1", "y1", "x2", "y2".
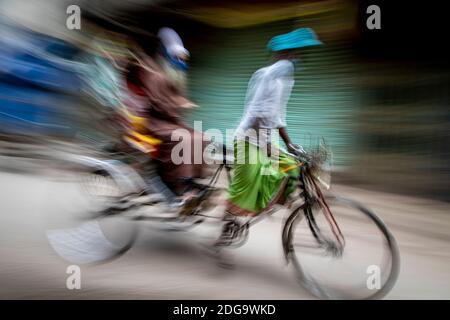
[
  {"x1": 265, "y1": 127, "x2": 299, "y2": 158},
  {"x1": 279, "y1": 127, "x2": 301, "y2": 154}
]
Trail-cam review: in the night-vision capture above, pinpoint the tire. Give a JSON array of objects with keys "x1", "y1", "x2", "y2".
[
  {"x1": 283, "y1": 195, "x2": 400, "y2": 299},
  {"x1": 45, "y1": 159, "x2": 141, "y2": 265}
]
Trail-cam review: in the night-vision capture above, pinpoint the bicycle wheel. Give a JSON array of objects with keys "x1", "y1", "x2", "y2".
[
  {"x1": 283, "y1": 195, "x2": 400, "y2": 299},
  {"x1": 44, "y1": 166, "x2": 139, "y2": 264}
]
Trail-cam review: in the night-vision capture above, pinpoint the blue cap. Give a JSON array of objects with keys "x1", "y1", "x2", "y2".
[{"x1": 267, "y1": 28, "x2": 322, "y2": 52}]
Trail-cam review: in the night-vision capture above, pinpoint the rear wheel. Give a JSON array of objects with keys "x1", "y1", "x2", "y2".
[
  {"x1": 44, "y1": 166, "x2": 139, "y2": 264},
  {"x1": 283, "y1": 195, "x2": 400, "y2": 299}
]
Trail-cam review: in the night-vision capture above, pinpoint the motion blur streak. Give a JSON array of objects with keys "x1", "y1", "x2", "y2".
[{"x1": 0, "y1": 0, "x2": 449, "y2": 299}]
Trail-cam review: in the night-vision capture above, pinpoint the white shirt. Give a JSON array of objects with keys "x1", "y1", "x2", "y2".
[{"x1": 235, "y1": 59, "x2": 295, "y2": 147}]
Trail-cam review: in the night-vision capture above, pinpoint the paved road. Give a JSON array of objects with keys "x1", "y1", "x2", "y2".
[{"x1": 1, "y1": 163, "x2": 449, "y2": 299}]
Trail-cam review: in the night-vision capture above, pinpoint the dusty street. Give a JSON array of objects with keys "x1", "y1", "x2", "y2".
[{"x1": 0, "y1": 161, "x2": 449, "y2": 299}]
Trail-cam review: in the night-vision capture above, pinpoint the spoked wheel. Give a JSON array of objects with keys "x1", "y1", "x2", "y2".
[
  {"x1": 283, "y1": 195, "x2": 400, "y2": 299},
  {"x1": 80, "y1": 169, "x2": 129, "y2": 217},
  {"x1": 45, "y1": 167, "x2": 139, "y2": 265}
]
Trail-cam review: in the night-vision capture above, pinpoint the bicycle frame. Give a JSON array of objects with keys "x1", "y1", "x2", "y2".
[
  {"x1": 281, "y1": 164, "x2": 345, "y2": 260},
  {"x1": 84, "y1": 143, "x2": 345, "y2": 249}
]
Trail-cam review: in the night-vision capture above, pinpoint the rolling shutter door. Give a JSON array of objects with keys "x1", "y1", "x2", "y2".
[{"x1": 187, "y1": 18, "x2": 358, "y2": 166}]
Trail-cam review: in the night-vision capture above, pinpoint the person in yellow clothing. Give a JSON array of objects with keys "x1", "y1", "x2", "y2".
[{"x1": 122, "y1": 28, "x2": 207, "y2": 208}]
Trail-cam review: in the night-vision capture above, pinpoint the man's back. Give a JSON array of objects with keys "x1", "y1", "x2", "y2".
[{"x1": 236, "y1": 59, "x2": 295, "y2": 146}]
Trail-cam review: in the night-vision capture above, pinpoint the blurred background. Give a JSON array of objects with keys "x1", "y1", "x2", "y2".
[
  {"x1": 0, "y1": 0, "x2": 449, "y2": 299},
  {"x1": 1, "y1": 0, "x2": 448, "y2": 198}
]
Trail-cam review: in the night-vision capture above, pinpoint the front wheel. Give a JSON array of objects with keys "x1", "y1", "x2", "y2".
[{"x1": 283, "y1": 195, "x2": 400, "y2": 299}]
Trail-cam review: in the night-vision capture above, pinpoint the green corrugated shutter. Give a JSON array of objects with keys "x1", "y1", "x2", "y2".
[{"x1": 187, "y1": 18, "x2": 358, "y2": 166}]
